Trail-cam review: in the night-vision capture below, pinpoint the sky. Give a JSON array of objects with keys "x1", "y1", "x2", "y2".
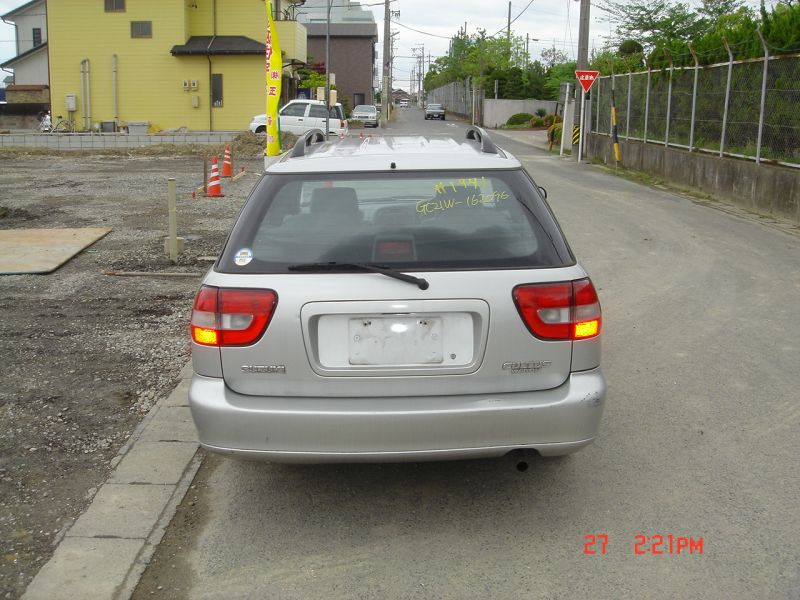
[
  {"x1": 366, "y1": 0, "x2": 614, "y2": 92},
  {"x1": 362, "y1": 0, "x2": 769, "y2": 92},
  {"x1": 0, "y1": 0, "x2": 770, "y2": 90}
]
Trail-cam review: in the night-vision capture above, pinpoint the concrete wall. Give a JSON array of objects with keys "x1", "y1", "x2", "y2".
[
  {"x1": 482, "y1": 99, "x2": 559, "y2": 129},
  {"x1": 0, "y1": 131, "x2": 237, "y2": 149},
  {"x1": 585, "y1": 133, "x2": 800, "y2": 224}
]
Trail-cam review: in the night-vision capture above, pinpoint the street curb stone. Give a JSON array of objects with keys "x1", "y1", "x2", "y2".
[{"x1": 21, "y1": 361, "x2": 200, "y2": 600}]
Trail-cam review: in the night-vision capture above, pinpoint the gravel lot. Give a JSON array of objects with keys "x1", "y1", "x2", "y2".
[{"x1": 0, "y1": 146, "x2": 267, "y2": 598}]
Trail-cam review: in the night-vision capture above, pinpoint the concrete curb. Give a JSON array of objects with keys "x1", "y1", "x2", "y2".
[{"x1": 22, "y1": 362, "x2": 200, "y2": 600}]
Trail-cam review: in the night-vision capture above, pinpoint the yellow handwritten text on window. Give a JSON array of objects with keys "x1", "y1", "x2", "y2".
[{"x1": 416, "y1": 191, "x2": 510, "y2": 215}]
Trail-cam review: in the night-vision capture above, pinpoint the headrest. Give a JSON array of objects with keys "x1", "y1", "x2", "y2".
[
  {"x1": 373, "y1": 206, "x2": 416, "y2": 227},
  {"x1": 310, "y1": 187, "x2": 359, "y2": 215}
]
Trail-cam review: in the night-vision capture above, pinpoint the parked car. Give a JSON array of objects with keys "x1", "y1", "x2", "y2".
[
  {"x1": 351, "y1": 104, "x2": 378, "y2": 127},
  {"x1": 425, "y1": 103, "x2": 446, "y2": 120},
  {"x1": 399, "y1": 100, "x2": 409, "y2": 108},
  {"x1": 189, "y1": 127, "x2": 605, "y2": 463},
  {"x1": 249, "y1": 99, "x2": 348, "y2": 137}
]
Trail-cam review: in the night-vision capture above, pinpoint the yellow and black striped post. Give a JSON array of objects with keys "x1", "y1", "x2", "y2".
[
  {"x1": 572, "y1": 125, "x2": 580, "y2": 146},
  {"x1": 611, "y1": 89, "x2": 621, "y2": 163}
]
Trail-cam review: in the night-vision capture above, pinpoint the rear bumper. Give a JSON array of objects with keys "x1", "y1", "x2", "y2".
[{"x1": 188, "y1": 369, "x2": 606, "y2": 463}]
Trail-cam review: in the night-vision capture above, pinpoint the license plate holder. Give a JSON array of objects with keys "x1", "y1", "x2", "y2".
[{"x1": 348, "y1": 316, "x2": 443, "y2": 365}]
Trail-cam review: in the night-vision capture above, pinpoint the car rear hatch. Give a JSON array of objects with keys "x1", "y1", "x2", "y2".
[
  {"x1": 200, "y1": 267, "x2": 587, "y2": 398},
  {"x1": 198, "y1": 166, "x2": 598, "y2": 399}
]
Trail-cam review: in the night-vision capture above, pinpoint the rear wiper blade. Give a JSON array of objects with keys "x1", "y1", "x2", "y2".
[{"x1": 287, "y1": 262, "x2": 429, "y2": 290}]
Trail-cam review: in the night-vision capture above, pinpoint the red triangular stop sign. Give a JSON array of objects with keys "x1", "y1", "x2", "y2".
[{"x1": 575, "y1": 70, "x2": 600, "y2": 93}]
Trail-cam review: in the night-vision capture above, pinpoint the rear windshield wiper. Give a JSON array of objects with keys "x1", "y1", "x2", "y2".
[{"x1": 287, "y1": 262, "x2": 429, "y2": 290}]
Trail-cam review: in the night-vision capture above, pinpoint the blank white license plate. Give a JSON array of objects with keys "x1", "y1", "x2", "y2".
[{"x1": 348, "y1": 317, "x2": 443, "y2": 365}]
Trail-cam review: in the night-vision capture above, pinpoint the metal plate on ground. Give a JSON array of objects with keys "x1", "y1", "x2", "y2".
[{"x1": 0, "y1": 228, "x2": 112, "y2": 275}]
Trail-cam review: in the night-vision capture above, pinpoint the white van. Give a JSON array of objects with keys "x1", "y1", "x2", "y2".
[{"x1": 249, "y1": 100, "x2": 348, "y2": 137}]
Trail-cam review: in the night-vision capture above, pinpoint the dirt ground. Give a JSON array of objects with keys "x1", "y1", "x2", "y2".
[{"x1": 0, "y1": 140, "x2": 271, "y2": 599}]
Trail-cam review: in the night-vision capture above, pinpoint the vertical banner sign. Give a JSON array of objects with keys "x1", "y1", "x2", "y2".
[{"x1": 265, "y1": 1, "x2": 282, "y2": 156}]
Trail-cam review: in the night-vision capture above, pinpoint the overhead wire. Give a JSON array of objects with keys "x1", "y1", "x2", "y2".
[
  {"x1": 390, "y1": 20, "x2": 452, "y2": 39},
  {"x1": 489, "y1": 0, "x2": 536, "y2": 38}
]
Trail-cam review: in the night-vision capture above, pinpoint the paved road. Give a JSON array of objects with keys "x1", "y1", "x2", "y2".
[{"x1": 134, "y1": 109, "x2": 800, "y2": 599}]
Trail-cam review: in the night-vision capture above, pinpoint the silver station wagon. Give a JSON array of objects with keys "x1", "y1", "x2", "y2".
[{"x1": 189, "y1": 128, "x2": 606, "y2": 463}]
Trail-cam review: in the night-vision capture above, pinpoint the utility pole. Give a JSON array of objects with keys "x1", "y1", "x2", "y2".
[
  {"x1": 572, "y1": 0, "x2": 590, "y2": 159},
  {"x1": 380, "y1": 0, "x2": 390, "y2": 127},
  {"x1": 390, "y1": 31, "x2": 398, "y2": 102},
  {"x1": 325, "y1": 0, "x2": 331, "y2": 136},
  {"x1": 418, "y1": 54, "x2": 423, "y2": 105},
  {"x1": 507, "y1": 2, "x2": 512, "y2": 46},
  {"x1": 477, "y1": 29, "x2": 486, "y2": 127},
  {"x1": 420, "y1": 43, "x2": 425, "y2": 106},
  {"x1": 524, "y1": 36, "x2": 538, "y2": 69}
]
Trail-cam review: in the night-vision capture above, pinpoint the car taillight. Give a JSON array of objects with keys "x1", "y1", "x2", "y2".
[
  {"x1": 191, "y1": 286, "x2": 278, "y2": 347},
  {"x1": 513, "y1": 278, "x2": 601, "y2": 341}
]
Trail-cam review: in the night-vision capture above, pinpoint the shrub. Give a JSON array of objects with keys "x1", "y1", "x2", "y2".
[
  {"x1": 530, "y1": 117, "x2": 545, "y2": 127},
  {"x1": 535, "y1": 108, "x2": 547, "y2": 118},
  {"x1": 543, "y1": 113, "x2": 563, "y2": 127},
  {"x1": 507, "y1": 112, "x2": 534, "y2": 126},
  {"x1": 547, "y1": 122, "x2": 563, "y2": 149}
]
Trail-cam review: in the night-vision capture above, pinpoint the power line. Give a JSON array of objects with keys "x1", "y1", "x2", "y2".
[
  {"x1": 490, "y1": 0, "x2": 536, "y2": 38},
  {"x1": 390, "y1": 20, "x2": 452, "y2": 40}
]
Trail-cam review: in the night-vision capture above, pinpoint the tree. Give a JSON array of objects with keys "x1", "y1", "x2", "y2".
[
  {"x1": 540, "y1": 46, "x2": 569, "y2": 70},
  {"x1": 544, "y1": 61, "x2": 577, "y2": 100},
  {"x1": 698, "y1": 0, "x2": 748, "y2": 24},
  {"x1": 300, "y1": 72, "x2": 327, "y2": 89},
  {"x1": 595, "y1": 0, "x2": 704, "y2": 49},
  {"x1": 618, "y1": 39, "x2": 644, "y2": 55}
]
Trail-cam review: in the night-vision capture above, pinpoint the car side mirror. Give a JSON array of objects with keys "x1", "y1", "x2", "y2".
[{"x1": 538, "y1": 186, "x2": 547, "y2": 199}]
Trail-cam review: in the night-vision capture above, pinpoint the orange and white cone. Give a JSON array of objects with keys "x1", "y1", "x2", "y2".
[
  {"x1": 206, "y1": 155, "x2": 224, "y2": 198},
  {"x1": 221, "y1": 145, "x2": 233, "y2": 178}
]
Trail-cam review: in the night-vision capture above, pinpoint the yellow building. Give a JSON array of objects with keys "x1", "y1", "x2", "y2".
[{"x1": 46, "y1": 0, "x2": 306, "y2": 132}]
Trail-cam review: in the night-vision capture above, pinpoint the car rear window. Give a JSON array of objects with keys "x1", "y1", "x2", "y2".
[{"x1": 217, "y1": 170, "x2": 574, "y2": 273}]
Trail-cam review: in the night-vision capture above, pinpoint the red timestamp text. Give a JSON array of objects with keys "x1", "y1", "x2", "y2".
[{"x1": 583, "y1": 533, "x2": 704, "y2": 555}]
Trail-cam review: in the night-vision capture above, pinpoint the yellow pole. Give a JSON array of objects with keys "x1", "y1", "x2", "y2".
[{"x1": 265, "y1": 2, "x2": 283, "y2": 157}]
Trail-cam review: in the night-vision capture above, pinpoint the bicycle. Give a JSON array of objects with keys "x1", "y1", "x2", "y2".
[
  {"x1": 38, "y1": 111, "x2": 52, "y2": 132},
  {"x1": 51, "y1": 116, "x2": 75, "y2": 133}
]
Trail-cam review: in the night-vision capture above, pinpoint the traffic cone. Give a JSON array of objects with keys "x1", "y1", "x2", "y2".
[
  {"x1": 221, "y1": 145, "x2": 233, "y2": 178},
  {"x1": 206, "y1": 155, "x2": 224, "y2": 197}
]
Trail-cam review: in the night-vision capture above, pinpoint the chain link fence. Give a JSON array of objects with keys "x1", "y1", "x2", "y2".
[
  {"x1": 591, "y1": 52, "x2": 800, "y2": 167},
  {"x1": 426, "y1": 79, "x2": 484, "y2": 123}
]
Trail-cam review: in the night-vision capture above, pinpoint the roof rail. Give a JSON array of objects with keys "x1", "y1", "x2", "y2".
[
  {"x1": 465, "y1": 127, "x2": 499, "y2": 155},
  {"x1": 289, "y1": 129, "x2": 327, "y2": 158}
]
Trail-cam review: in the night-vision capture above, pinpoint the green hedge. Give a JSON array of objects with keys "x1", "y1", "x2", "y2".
[{"x1": 507, "y1": 112, "x2": 534, "y2": 126}]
